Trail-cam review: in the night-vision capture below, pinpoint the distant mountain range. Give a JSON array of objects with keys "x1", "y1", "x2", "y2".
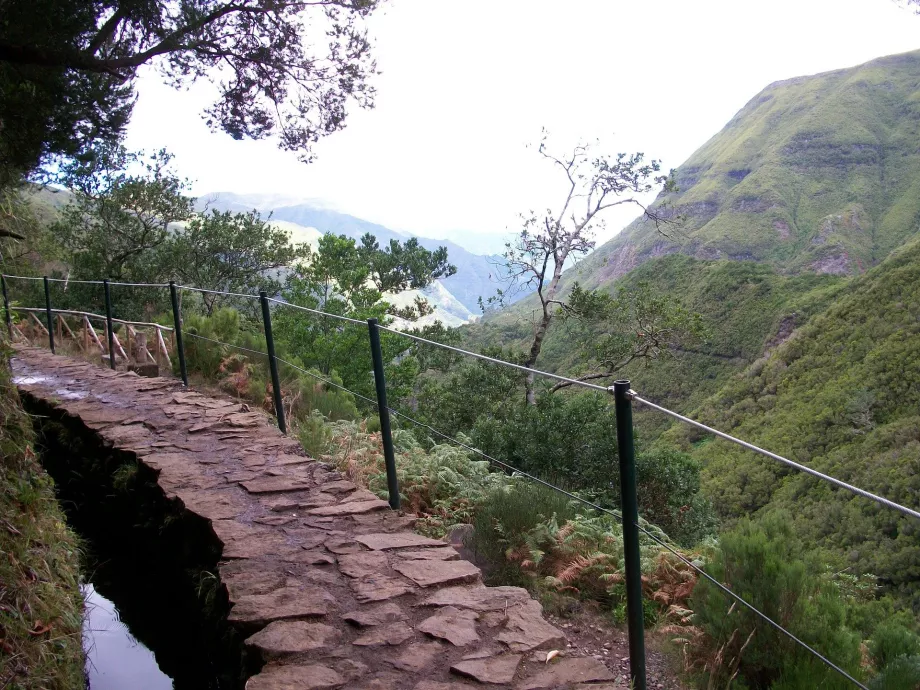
[{"x1": 198, "y1": 192, "x2": 525, "y2": 323}]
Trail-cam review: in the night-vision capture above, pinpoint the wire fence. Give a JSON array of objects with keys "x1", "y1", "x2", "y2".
[{"x1": 3, "y1": 272, "x2": 915, "y2": 690}]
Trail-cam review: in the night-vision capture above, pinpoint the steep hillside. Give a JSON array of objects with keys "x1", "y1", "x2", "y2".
[
  {"x1": 466, "y1": 255, "x2": 845, "y2": 431},
  {"x1": 199, "y1": 192, "x2": 520, "y2": 313},
  {"x1": 668, "y1": 236, "x2": 920, "y2": 606},
  {"x1": 559, "y1": 49, "x2": 920, "y2": 296}
]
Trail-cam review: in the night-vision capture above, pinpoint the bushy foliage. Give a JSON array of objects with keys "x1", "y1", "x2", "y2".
[
  {"x1": 689, "y1": 516, "x2": 864, "y2": 689},
  {"x1": 465, "y1": 391, "x2": 715, "y2": 545},
  {"x1": 869, "y1": 620, "x2": 920, "y2": 670},
  {"x1": 681, "y1": 236, "x2": 920, "y2": 608}
]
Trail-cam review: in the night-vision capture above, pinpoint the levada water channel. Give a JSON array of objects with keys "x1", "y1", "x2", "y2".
[{"x1": 28, "y1": 394, "x2": 258, "y2": 689}]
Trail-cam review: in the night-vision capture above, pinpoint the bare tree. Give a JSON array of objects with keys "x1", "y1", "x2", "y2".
[{"x1": 497, "y1": 134, "x2": 676, "y2": 404}]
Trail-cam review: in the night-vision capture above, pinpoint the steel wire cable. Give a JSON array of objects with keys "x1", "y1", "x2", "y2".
[
  {"x1": 272, "y1": 355, "x2": 380, "y2": 407},
  {"x1": 107, "y1": 281, "x2": 170, "y2": 288},
  {"x1": 2, "y1": 274, "x2": 47, "y2": 281},
  {"x1": 183, "y1": 332, "x2": 269, "y2": 359},
  {"x1": 633, "y1": 393, "x2": 920, "y2": 521},
  {"x1": 265, "y1": 297, "x2": 367, "y2": 326},
  {"x1": 381, "y1": 400, "x2": 626, "y2": 520},
  {"x1": 375, "y1": 324, "x2": 612, "y2": 393},
  {"x1": 175, "y1": 285, "x2": 261, "y2": 300}
]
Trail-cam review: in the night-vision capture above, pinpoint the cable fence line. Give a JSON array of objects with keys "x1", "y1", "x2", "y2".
[
  {"x1": 632, "y1": 393, "x2": 920, "y2": 521},
  {"x1": 1, "y1": 271, "x2": 898, "y2": 689},
  {"x1": 183, "y1": 331, "x2": 269, "y2": 359},
  {"x1": 267, "y1": 296, "x2": 367, "y2": 326},
  {"x1": 108, "y1": 280, "x2": 170, "y2": 288},
  {"x1": 175, "y1": 284, "x2": 261, "y2": 300},
  {"x1": 273, "y1": 355, "x2": 379, "y2": 408},
  {"x1": 10, "y1": 306, "x2": 174, "y2": 332},
  {"x1": 376, "y1": 323, "x2": 612, "y2": 393}
]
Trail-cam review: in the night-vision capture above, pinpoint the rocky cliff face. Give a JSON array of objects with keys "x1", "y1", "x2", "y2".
[{"x1": 564, "y1": 49, "x2": 920, "y2": 292}]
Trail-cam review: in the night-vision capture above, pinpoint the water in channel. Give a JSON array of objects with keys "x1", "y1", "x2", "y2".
[{"x1": 82, "y1": 583, "x2": 174, "y2": 689}]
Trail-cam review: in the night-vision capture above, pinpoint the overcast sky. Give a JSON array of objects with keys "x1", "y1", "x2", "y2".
[{"x1": 125, "y1": 0, "x2": 920, "y2": 253}]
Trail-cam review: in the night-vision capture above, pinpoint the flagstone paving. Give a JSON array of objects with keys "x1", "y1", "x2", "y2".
[{"x1": 12, "y1": 347, "x2": 629, "y2": 689}]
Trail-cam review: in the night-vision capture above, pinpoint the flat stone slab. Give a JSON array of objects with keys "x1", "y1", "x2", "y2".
[
  {"x1": 393, "y1": 560, "x2": 481, "y2": 588},
  {"x1": 242, "y1": 475, "x2": 313, "y2": 494},
  {"x1": 343, "y1": 603, "x2": 407, "y2": 627},
  {"x1": 355, "y1": 532, "x2": 446, "y2": 550},
  {"x1": 337, "y1": 550, "x2": 390, "y2": 578},
  {"x1": 352, "y1": 620, "x2": 414, "y2": 647},
  {"x1": 451, "y1": 654, "x2": 522, "y2": 685},
  {"x1": 306, "y1": 499, "x2": 390, "y2": 516},
  {"x1": 400, "y1": 547, "x2": 460, "y2": 561},
  {"x1": 420, "y1": 585, "x2": 532, "y2": 611},
  {"x1": 417, "y1": 606, "x2": 480, "y2": 646},
  {"x1": 389, "y1": 641, "x2": 446, "y2": 673},
  {"x1": 319, "y1": 479, "x2": 356, "y2": 493},
  {"x1": 245, "y1": 621, "x2": 342, "y2": 656},
  {"x1": 245, "y1": 664, "x2": 344, "y2": 690},
  {"x1": 228, "y1": 585, "x2": 335, "y2": 625},
  {"x1": 495, "y1": 600, "x2": 566, "y2": 652},
  {"x1": 518, "y1": 657, "x2": 617, "y2": 689},
  {"x1": 350, "y1": 574, "x2": 415, "y2": 603}
]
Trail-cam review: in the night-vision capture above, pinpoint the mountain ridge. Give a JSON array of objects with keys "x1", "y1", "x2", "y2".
[
  {"x1": 198, "y1": 192, "x2": 522, "y2": 315},
  {"x1": 556, "y1": 48, "x2": 920, "y2": 296}
]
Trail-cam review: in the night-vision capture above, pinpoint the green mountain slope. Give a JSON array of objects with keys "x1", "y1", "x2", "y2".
[
  {"x1": 466, "y1": 255, "x2": 845, "y2": 433},
  {"x1": 666, "y1": 236, "x2": 920, "y2": 606},
  {"x1": 573, "y1": 49, "x2": 920, "y2": 284}
]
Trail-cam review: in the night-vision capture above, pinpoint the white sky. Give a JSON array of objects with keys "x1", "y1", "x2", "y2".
[{"x1": 125, "y1": 0, "x2": 920, "y2": 252}]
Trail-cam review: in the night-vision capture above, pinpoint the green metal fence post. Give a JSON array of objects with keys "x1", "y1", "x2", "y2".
[
  {"x1": 103, "y1": 279, "x2": 116, "y2": 370},
  {"x1": 43, "y1": 276, "x2": 55, "y2": 353},
  {"x1": 1, "y1": 275, "x2": 11, "y2": 338},
  {"x1": 169, "y1": 281, "x2": 189, "y2": 386},
  {"x1": 367, "y1": 318, "x2": 400, "y2": 510},
  {"x1": 259, "y1": 291, "x2": 287, "y2": 434},
  {"x1": 613, "y1": 379, "x2": 647, "y2": 690}
]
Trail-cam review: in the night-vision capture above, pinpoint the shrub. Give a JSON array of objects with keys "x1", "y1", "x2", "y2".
[
  {"x1": 689, "y1": 515, "x2": 863, "y2": 688},
  {"x1": 467, "y1": 481, "x2": 582, "y2": 586},
  {"x1": 868, "y1": 656, "x2": 920, "y2": 690},
  {"x1": 182, "y1": 308, "x2": 241, "y2": 378},
  {"x1": 299, "y1": 410, "x2": 332, "y2": 457},
  {"x1": 869, "y1": 620, "x2": 920, "y2": 669}
]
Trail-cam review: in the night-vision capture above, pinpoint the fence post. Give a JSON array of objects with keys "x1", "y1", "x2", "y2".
[
  {"x1": 613, "y1": 379, "x2": 647, "y2": 690},
  {"x1": 43, "y1": 276, "x2": 55, "y2": 353},
  {"x1": 259, "y1": 291, "x2": 287, "y2": 434},
  {"x1": 367, "y1": 318, "x2": 400, "y2": 510},
  {"x1": 103, "y1": 279, "x2": 116, "y2": 370},
  {"x1": 1, "y1": 275, "x2": 11, "y2": 338},
  {"x1": 169, "y1": 282, "x2": 188, "y2": 386}
]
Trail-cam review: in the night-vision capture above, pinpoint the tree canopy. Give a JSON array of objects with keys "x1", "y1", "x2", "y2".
[{"x1": 0, "y1": 0, "x2": 380, "y2": 176}]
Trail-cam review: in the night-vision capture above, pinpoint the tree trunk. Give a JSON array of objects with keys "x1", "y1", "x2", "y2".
[{"x1": 524, "y1": 255, "x2": 565, "y2": 405}]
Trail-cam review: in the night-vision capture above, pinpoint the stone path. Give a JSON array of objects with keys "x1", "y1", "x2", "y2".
[{"x1": 12, "y1": 347, "x2": 629, "y2": 689}]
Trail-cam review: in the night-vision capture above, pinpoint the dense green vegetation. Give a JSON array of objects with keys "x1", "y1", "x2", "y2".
[
  {"x1": 0, "y1": 340, "x2": 84, "y2": 688},
  {"x1": 668, "y1": 235, "x2": 920, "y2": 613},
  {"x1": 468, "y1": 254, "x2": 846, "y2": 437}
]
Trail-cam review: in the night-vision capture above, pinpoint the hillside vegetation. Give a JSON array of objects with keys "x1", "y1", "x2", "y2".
[
  {"x1": 573, "y1": 49, "x2": 920, "y2": 285},
  {"x1": 467, "y1": 255, "x2": 845, "y2": 433},
  {"x1": 667, "y1": 235, "x2": 920, "y2": 609}
]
